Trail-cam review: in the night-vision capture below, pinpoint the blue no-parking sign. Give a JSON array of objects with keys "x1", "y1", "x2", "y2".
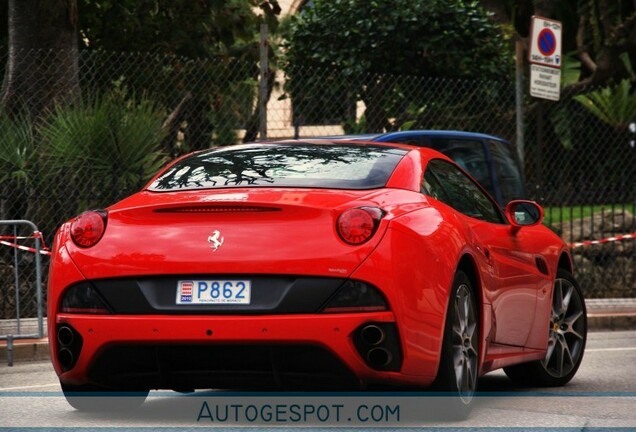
[
  {"x1": 528, "y1": 16, "x2": 562, "y2": 68},
  {"x1": 528, "y1": 16, "x2": 562, "y2": 101}
]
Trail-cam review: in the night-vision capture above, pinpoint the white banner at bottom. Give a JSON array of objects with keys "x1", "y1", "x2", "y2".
[{"x1": 1, "y1": 392, "x2": 635, "y2": 428}]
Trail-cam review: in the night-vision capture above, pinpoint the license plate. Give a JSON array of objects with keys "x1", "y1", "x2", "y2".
[{"x1": 176, "y1": 280, "x2": 251, "y2": 305}]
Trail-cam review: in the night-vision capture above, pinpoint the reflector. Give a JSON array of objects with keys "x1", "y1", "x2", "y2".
[
  {"x1": 60, "y1": 283, "x2": 111, "y2": 314},
  {"x1": 321, "y1": 280, "x2": 388, "y2": 313}
]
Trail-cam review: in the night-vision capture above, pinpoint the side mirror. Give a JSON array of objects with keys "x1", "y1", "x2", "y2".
[{"x1": 505, "y1": 200, "x2": 544, "y2": 227}]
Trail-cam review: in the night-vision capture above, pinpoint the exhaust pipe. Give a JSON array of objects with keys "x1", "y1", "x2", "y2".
[
  {"x1": 360, "y1": 324, "x2": 385, "y2": 346},
  {"x1": 56, "y1": 325, "x2": 82, "y2": 371},
  {"x1": 354, "y1": 322, "x2": 401, "y2": 371},
  {"x1": 58, "y1": 348, "x2": 74, "y2": 370},
  {"x1": 367, "y1": 347, "x2": 392, "y2": 368},
  {"x1": 57, "y1": 326, "x2": 74, "y2": 347}
]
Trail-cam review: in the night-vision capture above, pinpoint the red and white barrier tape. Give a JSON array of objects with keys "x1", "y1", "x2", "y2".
[
  {"x1": 0, "y1": 235, "x2": 37, "y2": 240},
  {"x1": 4, "y1": 230, "x2": 635, "y2": 253},
  {"x1": 569, "y1": 232, "x2": 636, "y2": 249},
  {"x1": 0, "y1": 231, "x2": 51, "y2": 256}
]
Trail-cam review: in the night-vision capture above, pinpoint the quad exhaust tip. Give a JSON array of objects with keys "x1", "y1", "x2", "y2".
[
  {"x1": 58, "y1": 348, "x2": 74, "y2": 370},
  {"x1": 360, "y1": 324, "x2": 385, "y2": 346},
  {"x1": 367, "y1": 347, "x2": 392, "y2": 368},
  {"x1": 354, "y1": 322, "x2": 401, "y2": 371},
  {"x1": 56, "y1": 325, "x2": 82, "y2": 371},
  {"x1": 57, "y1": 326, "x2": 74, "y2": 347}
]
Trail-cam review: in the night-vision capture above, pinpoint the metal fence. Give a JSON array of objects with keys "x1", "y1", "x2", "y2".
[
  {"x1": 0, "y1": 49, "x2": 635, "y2": 319},
  {"x1": 0, "y1": 220, "x2": 45, "y2": 363}
]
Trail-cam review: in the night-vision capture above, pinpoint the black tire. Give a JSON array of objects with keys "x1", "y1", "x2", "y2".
[
  {"x1": 432, "y1": 269, "x2": 479, "y2": 419},
  {"x1": 504, "y1": 269, "x2": 587, "y2": 387},
  {"x1": 61, "y1": 382, "x2": 148, "y2": 411}
]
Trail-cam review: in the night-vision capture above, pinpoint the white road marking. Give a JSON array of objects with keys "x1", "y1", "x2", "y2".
[
  {"x1": 585, "y1": 347, "x2": 636, "y2": 353},
  {"x1": 0, "y1": 383, "x2": 59, "y2": 391}
]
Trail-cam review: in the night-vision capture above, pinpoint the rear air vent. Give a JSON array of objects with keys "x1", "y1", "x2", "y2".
[
  {"x1": 535, "y1": 257, "x2": 549, "y2": 275},
  {"x1": 155, "y1": 206, "x2": 281, "y2": 214}
]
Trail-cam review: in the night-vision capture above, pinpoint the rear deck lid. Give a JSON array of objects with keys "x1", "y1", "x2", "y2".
[{"x1": 66, "y1": 142, "x2": 414, "y2": 279}]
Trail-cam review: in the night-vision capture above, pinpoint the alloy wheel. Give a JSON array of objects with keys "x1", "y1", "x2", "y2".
[
  {"x1": 542, "y1": 277, "x2": 586, "y2": 378},
  {"x1": 451, "y1": 284, "x2": 478, "y2": 403}
]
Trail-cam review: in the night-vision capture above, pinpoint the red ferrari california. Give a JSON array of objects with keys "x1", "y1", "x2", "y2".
[{"x1": 48, "y1": 140, "x2": 587, "y2": 412}]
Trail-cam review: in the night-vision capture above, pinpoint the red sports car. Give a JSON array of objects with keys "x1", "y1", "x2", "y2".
[{"x1": 48, "y1": 140, "x2": 587, "y2": 413}]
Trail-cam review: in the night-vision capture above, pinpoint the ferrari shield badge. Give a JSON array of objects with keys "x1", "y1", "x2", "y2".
[{"x1": 207, "y1": 230, "x2": 224, "y2": 251}]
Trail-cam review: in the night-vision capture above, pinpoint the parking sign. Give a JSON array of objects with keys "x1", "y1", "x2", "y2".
[
  {"x1": 528, "y1": 16, "x2": 562, "y2": 68},
  {"x1": 528, "y1": 16, "x2": 562, "y2": 100}
]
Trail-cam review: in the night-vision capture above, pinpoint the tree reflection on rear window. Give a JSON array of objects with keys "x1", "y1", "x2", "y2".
[{"x1": 148, "y1": 144, "x2": 408, "y2": 191}]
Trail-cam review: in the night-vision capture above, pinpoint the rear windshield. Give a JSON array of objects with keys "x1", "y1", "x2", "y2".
[{"x1": 148, "y1": 143, "x2": 408, "y2": 191}]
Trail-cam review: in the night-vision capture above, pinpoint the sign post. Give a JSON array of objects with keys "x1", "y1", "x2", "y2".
[{"x1": 528, "y1": 16, "x2": 562, "y2": 101}]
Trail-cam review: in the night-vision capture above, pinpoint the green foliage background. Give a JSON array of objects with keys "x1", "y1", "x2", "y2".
[{"x1": 281, "y1": 0, "x2": 514, "y2": 132}]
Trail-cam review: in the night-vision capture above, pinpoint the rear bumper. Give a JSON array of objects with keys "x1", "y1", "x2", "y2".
[
  {"x1": 47, "y1": 227, "x2": 448, "y2": 391},
  {"x1": 52, "y1": 312, "x2": 434, "y2": 390}
]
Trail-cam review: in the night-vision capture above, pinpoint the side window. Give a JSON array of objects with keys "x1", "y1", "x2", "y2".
[
  {"x1": 422, "y1": 166, "x2": 450, "y2": 202},
  {"x1": 430, "y1": 138, "x2": 496, "y2": 199},
  {"x1": 423, "y1": 159, "x2": 504, "y2": 224},
  {"x1": 488, "y1": 140, "x2": 525, "y2": 203}
]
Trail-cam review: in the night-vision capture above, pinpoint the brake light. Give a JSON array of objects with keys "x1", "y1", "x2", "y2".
[
  {"x1": 70, "y1": 211, "x2": 107, "y2": 248},
  {"x1": 336, "y1": 207, "x2": 384, "y2": 245}
]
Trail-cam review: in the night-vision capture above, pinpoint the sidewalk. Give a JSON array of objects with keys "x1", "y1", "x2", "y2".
[
  {"x1": 1, "y1": 299, "x2": 635, "y2": 364},
  {"x1": 585, "y1": 298, "x2": 636, "y2": 330}
]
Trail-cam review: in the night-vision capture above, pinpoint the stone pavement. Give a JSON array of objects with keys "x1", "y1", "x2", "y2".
[{"x1": 1, "y1": 298, "x2": 635, "y2": 364}]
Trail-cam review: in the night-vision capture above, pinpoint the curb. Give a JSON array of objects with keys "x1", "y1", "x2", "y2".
[
  {"x1": 1, "y1": 299, "x2": 635, "y2": 364},
  {"x1": 587, "y1": 312, "x2": 636, "y2": 331},
  {"x1": 0, "y1": 337, "x2": 49, "y2": 363},
  {"x1": 586, "y1": 298, "x2": 636, "y2": 330}
]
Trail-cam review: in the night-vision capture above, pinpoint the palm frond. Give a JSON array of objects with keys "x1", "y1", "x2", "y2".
[
  {"x1": 0, "y1": 116, "x2": 36, "y2": 185},
  {"x1": 574, "y1": 79, "x2": 636, "y2": 128}
]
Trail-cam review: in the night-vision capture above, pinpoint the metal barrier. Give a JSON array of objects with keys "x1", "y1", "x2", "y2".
[{"x1": 0, "y1": 220, "x2": 46, "y2": 366}]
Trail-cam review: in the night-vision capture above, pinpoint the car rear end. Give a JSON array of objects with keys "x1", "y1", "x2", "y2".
[{"x1": 47, "y1": 142, "x2": 437, "y2": 391}]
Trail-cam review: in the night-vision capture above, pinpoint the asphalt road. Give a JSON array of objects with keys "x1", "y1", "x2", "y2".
[{"x1": 0, "y1": 329, "x2": 635, "y2": 429}]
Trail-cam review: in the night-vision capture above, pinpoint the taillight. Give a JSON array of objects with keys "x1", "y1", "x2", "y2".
[
  {"x1": 336, "y1": 207, "x2": 384, "y2": 245},
  {"x1": 70, "y1": 210, "x2": 107, "y2": 248}
]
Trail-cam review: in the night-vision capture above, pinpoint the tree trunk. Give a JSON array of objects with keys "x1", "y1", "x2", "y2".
[
  {"x1": 243, "y1": 66, "x2": 275, "y2": 143},
  {"x1": 1, "y1": 0, "x2": 79, "y2": 119}
]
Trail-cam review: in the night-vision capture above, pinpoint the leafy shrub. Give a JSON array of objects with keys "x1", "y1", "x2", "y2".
[
  {"x1": 0, "y1": 115, "x2": 37, "y2": 220},
  {"x1": 39, "y1": 89, "x2": 169, "y2": 213}
]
